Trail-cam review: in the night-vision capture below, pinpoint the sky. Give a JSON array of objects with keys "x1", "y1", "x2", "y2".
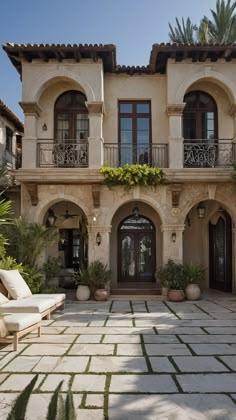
[{"x1": 0, "y1": 0, "x2": 217, "y2": 120}]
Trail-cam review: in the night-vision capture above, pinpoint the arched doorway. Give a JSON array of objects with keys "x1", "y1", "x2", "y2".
[
  {"x1": 209, "y1": 210, "x2": 232, "y2": 292},
  {"x1": 118, "y1": 214, "x2": 155, "y2": 283}
]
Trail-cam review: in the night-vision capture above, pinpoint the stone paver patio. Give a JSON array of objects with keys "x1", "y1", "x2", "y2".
[{"x1": 1, "y1": 292, "x2": 236, "y2": 418}]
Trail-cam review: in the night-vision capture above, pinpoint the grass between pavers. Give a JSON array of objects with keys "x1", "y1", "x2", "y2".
[
  {"x1": 140, "y1": 335, "x2": 153, "y2": 373},
  {"x1": 103, "y1": 373, "x2": 111, "y2": 419}
]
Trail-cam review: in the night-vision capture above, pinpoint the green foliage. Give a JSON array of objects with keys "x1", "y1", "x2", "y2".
[
  {"x1": 64, "y1": 389, "x2": 76, "y2": 420},
  {"x1": 42, "y1": 256, "x2": 62, "y2": 279},
  {"x1": 156, "y1": 259, "x2": 185, "y2": 290},
  {"x1": 0, "y1": 256, "x2": 24, "y2": 271},
  {"x1": 100, "y1": 164, "x2": 164, "y2": 189},
  {"x1": 74, "y1": 267, "x2": 90, "y2": 286},
  {"x1": 46, "y1": 380, "x2": 63, "y2": 420},
  {"x1": 41, "y1": 287, "x2": 66, "y2": 294},
  {"x1": 184, "y1": 263, "x2": 205, "y2": 284},
  {"x1": 23, "y1": 266, "x2": 43, "y2": 294},
  {"x1": 7, "y1": 374, "x2": 38, "y2": 420},
  {"x1": 168, "y1": 17, "x2": 197, "y2": 43},
  {"x1": 87, "y1": 260, "x2": 112, "y2": 290},
  {"x1": 1, "y1": 217, "x2": 59, "y2": 268}
]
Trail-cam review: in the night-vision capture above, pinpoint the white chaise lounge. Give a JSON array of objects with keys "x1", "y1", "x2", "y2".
[{"x1": 0, "y1": 312, "x2": 41, "y2": 351}]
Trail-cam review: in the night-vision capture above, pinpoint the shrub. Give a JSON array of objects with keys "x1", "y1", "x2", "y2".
[
  {"x1": 23, "y1": 266, "x2": 43, "y2": 294},
  {"x1": 88, "y1": 260, "x2": 112, "y2": 290},
  {"x1": 100, "y1": 164, "x2": 164, "y2": 189}
]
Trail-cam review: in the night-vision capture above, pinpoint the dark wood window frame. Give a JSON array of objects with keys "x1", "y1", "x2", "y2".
[
  {"x1": 183, "y1": 91, "x2": 218, "y2": 141},
  {"x1": 5, "y1": 126, "x2": 13, "y2": 153},
  {"x1": 118, "y1": 100, "x2": 152, "y2": 165}
]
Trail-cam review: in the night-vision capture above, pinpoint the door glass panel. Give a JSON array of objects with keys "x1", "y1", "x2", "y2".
[
  {"x1": 138, "y1": 234, "x2": 153, "y2": 280},
  {"x1": 183, "y1": 113, "x2": 196, "y2": 140},
  {"x1": 75, "y1": 114, "x2": 89, "y2": 140},
  {"x1": 201, "y1": 112, "x2": 215, "y2": 140},
  {"x1": 121, "y1": 235, "x2": 135, "y2": 279},
  {"x1": 56, "y1": 114, "x2": 69, "y2": 141},
  {"x1": 214, "y1": 217, "x2": 225, "y2": 283}
]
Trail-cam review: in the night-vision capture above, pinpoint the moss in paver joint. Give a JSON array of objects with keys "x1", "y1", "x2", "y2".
[
  {"x1": 85, "y1": 356, "x2": 92, "y2": 373},
  {"x1": 140, "y1": 335, "x2": 153, "y2": 373},
  {"x1": 130, "y1": 301, "x2": 134, "y2": 314},
  {"x1": 113, "y1": 344, "x2": 118, "y2": 356},
  {"x1": 104, "y1": 373, "x2": 111, "y2": 419},
  {"x1": 100, "y1": 334, "x2": 106, "y2": 343}
]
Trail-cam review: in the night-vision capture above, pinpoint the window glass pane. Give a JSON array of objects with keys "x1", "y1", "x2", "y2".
[
  {"x1": 75, "y1": 114, "x2": 89, "y2": 140},
  {"x1": 120, "y1": 132, "x2": 132, "y2": 144},
  {"x1": 137, "y1": 146, "x2": 149, "y2": 164},
  {"x1": 120, "y1": 103, "x2": 132, "y2": 113},
  {"x1": 201, "y1": 112, "x2": 216, "y2": 140},
  {"x1": 137, "y1": 118, "x2": 149, "y2": 130},
  {"x1": 137, "y1": 104, "x2": 150, "y2": 113},
  {"x1": 183, "y1": 113, "x2": 196, "y2": 139},
  {"x1": 120, "y1": 146, "x2": 133, "y2": 165},
  {"x1": 120, "y1": 118, "x2": 132, "y2": 130},
  {"x1": 121, "y1": 235, "x2": 135, "y2": 278}
]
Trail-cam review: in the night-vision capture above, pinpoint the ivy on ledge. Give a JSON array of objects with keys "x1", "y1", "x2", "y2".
[{"x1": 99, "y1": 164, "x2": 165, "y2": 189}]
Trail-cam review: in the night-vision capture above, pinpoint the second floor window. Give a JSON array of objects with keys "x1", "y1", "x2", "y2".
[
  {"x1": 119, "y1": 101, "x2": 151, "y2": 165},
  {"x1": 54, "y1": 90, "x2": 89, "y2": 142},
  {"x1": 6, "y1": 127, "x2": 13, "y2": 153}
]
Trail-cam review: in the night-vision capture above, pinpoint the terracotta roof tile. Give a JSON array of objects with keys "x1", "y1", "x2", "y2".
[{"x1": 0, "y1": 99, "x2": 24, "y2": 132}]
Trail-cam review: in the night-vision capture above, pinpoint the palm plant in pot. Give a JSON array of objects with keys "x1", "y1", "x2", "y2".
[
  {"x1": 184, "y1": 263, "x2": 205, "y2": 300},
  {"x1": 157, "y1": 260, "x2": 185, "y2": 302},
  {"x1": 74, "y1": 267, "x2": 90, "y2": 301},
  {"x1": 88, "y1": 260, "x2": 112, "y2": 301}
]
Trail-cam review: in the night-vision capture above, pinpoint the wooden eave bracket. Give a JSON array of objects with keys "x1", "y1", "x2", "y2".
[
  {"x1": 26, "y1": 183, "x2": 38, "y2": 206},
  {"x1": 92, "y1": 184, "x2": 101, "y2": 208},
  {"x1": 171, "y1": 183, "x2": 182, "y2": 208}
]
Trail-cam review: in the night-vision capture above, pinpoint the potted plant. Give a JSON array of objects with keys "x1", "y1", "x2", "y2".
[
  {"x1": 184, "y1": 263, "x2": 205, "y2": 300},
  {"x1": 88, "y1": 260, "x2": 112, "y2": 301},
  {"x1": 157, "y1": 260, "x2": 185, "y2": 302},
  {"x1": 74, "y1": 267, "x2": 90, "y2": 301},
  {"x1": 42, "y1": 256, "x2": 61, "y2": 288},
  {"x1": 155, "y1": 267, "x2": 169, "y2": 297}
]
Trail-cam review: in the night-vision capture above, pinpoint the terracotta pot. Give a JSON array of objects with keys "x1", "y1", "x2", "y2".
[
  {"x1": 185, "y1": 283, "x2": 201, "y2": 300},
  {"x1": 76, "y1": 285, "x2": 90, "y2": 301},
  {"x1": 94, "y1": 289, "x2": 109, "y2": 301},
  {"x1": 168, "y1": 289, "x2": 185, "y2": 302}
]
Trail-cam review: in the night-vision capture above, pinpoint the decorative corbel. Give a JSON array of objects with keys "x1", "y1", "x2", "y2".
[
  {"x1": 92, "y1": 184, "x2": 101, "y2": 208},
  {"x1": 19, "y1": 101, "x2": 42, "y2": 117},
  {"x1": 86, "y1": 101, "x2": 104, "y2": 115},
  {"x1": 166, "y1": 103, "x2": 186, "y2": 116},
  {"x1": 26, "y1": 183, "x2": 38, "y2": 206},
  {"x1": 171, "y1": 183, "x2": 182, "y2": 208}
]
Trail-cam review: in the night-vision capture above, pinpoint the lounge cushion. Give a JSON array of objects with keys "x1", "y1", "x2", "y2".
[
  {"x1": 31, "y1": 294, "x2": 66, "y2": 305},
  {"x1": 0, "y1": 292, "x2": 9, "y2": 305},
  {"x1": 4, "y1": 313, "x2": 41, "y2": 332},
  {"x1": 0, "y1": 319, "x2": 8, "y2": 338},
  {"x1": 0, "y1": 270, "x2": 32, "y2": 300},
  {"x1": 0, "y1": 297, "x2": 55, "y2": 313}
]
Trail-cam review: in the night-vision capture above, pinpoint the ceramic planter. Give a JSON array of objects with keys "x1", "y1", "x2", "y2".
[
  {"x1": 161, "y1": 287, "x2": 169, "y2": 297},
  {"x1": 185, "y1": 283, "x2": 201, "y2": 300},
  {"x1": 94, "y1": 289, "x2": 109, "y2": 301},
  {"x1": 168, "y1": 289, "x2": 185, "y2": 302},
  {"x1": 76, "y1": 285, "x2": 90, "y2": 301}
]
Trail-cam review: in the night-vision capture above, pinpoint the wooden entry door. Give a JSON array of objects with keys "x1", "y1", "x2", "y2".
[
  {"x1": 118, "y1": 215, "x2": 155, "y2": 282},
  {"x1": 209, "y1": 212, "x2": 232, "y2": 292}
]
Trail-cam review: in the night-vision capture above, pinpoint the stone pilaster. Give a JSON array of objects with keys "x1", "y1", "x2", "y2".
[
  {"x1": 19, "y1": 101, "x2": 42, "y2": 169},
  {"x1": 86, "y1": 101, "x2": 104, "y2": 168},
  {"x1": 167, "y1": 103, "x2": 185, "y2": 168},
  {"x1": 161, "y1": 224, "x2": 185, "y2": 264}
]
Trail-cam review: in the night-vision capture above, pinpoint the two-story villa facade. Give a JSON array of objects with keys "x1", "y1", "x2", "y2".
[{"x1": 3, "y1": 42, "x2": 236, "y2": 293}]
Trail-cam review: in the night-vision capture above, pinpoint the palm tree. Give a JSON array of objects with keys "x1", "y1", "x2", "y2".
[{"x1": 168, "y1": 17, "x2": 198, "y2": 43}]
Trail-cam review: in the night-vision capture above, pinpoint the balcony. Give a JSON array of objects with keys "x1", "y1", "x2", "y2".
[
  {"x1": 184, "y1": 140, "x2": 236, "y2": 168},
  {"x1": 104, "y1": 143, "x2": 168, "y2": 168},
  {"x1": 37, "y1": 140, "x2": 88, "y2": 168}
]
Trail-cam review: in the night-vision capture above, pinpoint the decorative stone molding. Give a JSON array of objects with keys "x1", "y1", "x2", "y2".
[
  {"x1": 25, "y1": 183, "x2": 38, "y2": 206},
  {"x1": 166, "y1": 103, "x2": 186, "y2": 116},
  {"x1": 229, "y1": 103, "x2": 236, "y2": 117},
  {"x1": 86, "y1": 101, "x2": 104, "y2": 115},
  {"x1": 161, "y1": 224, "x2": 185, "y2": 232},
  {"x1": 171, "y1": 183, "x2": 182, "y2": 208},
  {"x1": 208, "y1": 184, "x2": 217, "y2": 200},
  {"x1": 92, "y1": 184, "x2": 101, "y2": 208},
  {"x1": 19, "y1": 102, "x2": 42, "y2": 117}
]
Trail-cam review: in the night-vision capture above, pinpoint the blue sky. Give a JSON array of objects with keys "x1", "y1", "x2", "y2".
[{"x1": 0, "y1": 0, "x2": 216, "y2": 120}]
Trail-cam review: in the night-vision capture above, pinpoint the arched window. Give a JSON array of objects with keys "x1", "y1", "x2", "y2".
[
  {"x1": 54, "y1": 90, "x2": 89, "y2": 142},
  {"x1": 183, "y1": 91, "x2": 218, "y2": 141}
]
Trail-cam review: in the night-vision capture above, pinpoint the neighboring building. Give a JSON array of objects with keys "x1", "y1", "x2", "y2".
[
  {"x1": 0, "y1": 99, "x2": 23, "y2": 216},
  {"x1": 3, "y1": 42, "x2": 236, "y2": 293}
]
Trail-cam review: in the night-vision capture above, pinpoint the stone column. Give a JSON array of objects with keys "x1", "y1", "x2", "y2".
[
  {"x1": 86, "y1": 101, "x2": 104, "y2": 168},
  {"x1": 232, "y1": 227, "x2": 236, "y2": 293},
  {"x1": 167, "y1": 104, "x2": 185, "y2": 168},
  {"x1": 19, "y1": 102, "x2": 42, "y2": 169},
  {"x1": 161, "y1": 224, "x2": 185, "y2": 264},
  {"x1": 87, "y1": 221, "x2": 111, "y2": 266}
]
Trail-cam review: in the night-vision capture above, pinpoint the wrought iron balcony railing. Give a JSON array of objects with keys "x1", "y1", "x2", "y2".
[
  {"x1": 184, "y1": 140, "x2": 236, "y2": 168},
  {"x1": 104, "y1": 143, "x2": 168, "y2": 168},
  {"x1": 37, "y1": 140, "x2": 88, "y2": 168}
]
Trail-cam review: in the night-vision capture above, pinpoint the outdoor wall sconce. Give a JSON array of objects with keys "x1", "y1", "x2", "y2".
[
  {"x1": 96, "y1": 232, "x2": 102, "y2": 246},
  {"x1": 197, "y1": 202, "x2": 206, "y2": 219},
  {"x1": 42, "y1": 123, "x2": 47, "y2": 131},
  {"x1": 171, "y1": 232, "x2": 176, "y2": 243},
  {"x1": 132, "y1": 206, "x2": 139, "y2": 220},
  {"x1": 46, "y1": 208, "x2": 57, "y2": 226}
]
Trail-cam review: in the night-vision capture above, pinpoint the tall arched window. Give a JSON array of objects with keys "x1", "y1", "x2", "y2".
[
  {"x1": 183, "y1": 91, "x2": 218, "y2": 141},
  {"x1": 54, "y1": 90, "x2": 89, "y2": 142}
]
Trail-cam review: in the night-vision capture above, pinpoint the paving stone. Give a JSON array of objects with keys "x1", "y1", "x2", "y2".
[
  {"x1": 22, "y1": 334, "x2": 77, "y2": 344},
  {"x1": 33, "y1": 356, "x2": 89, "y2": 373},
  {"x1": 157, "y1": 327, "x2": 206, "y2": 335},
  {"x1": 72, "y1": 374, "x2": 106, "y2": 392},
  {"x1": 0, "y1": 393, "x2": 20, "y2": 419},
  {"x1": 106, "y1": 319, "x2": 133, "y2": 327},
  {"x1": 110, "y1": 374, "x2": 178, "y2": 393},
  {"x1": 197, "y1": 302, "x2": 231, "y2": 312},
  {"x1": 89, "y1": 356, "x2": 148, "y2": 372},
  {"x1": 103, "y1": 334, "x2": 141, "y2": 343},
  {"x1": 64, "y1": 326, "x2": 155, "y2": 335},
  {"x1": 145, "y1": 344, "x2": 191, "y2": 356},
  {"x1": 189, "y1": 343, "x2": 236, "y2": 355},
  {"x1": 76, "y1": 334, "x2": 102, "y2": 343},
  {"x1": 26, "y1": 394, "x2": 52, "y2": 420},
  {"x1": 180, "y1": 334, "x2": 236, "y2": 343},
  {"x1": 177, "y1": 373, "x2": 236, "y2": 392},
  {"x1": 111, "y1": 301, "x2": 132, "y2": 312},
  {"x1": 117, "y1": 344, "x2": 143, "y2": 355},
  {"x1": 89, "y1": 320, "x2": 106, "y2": 326},
  {"x1": 0, "y1": 374, "x2": 44, "y2": 391},
  {"x1": 40, "y1": 374, "x2": 71, "y2": 391},
  {"x1": 219, "y1": 356, "x2": 236, "y2": 370},
  {"x1": 86, "y1": 394, "x2": 104, "y2": 408},
  {"x1": 149, "y1": 357, "x2": 176, "y2": 372},
  {"x1": 173, "y1": 356, "x2": 229, "y2": 372},
  {"x1": 0, "y1": 374, "x2": 8, "y2": 384},
  {"x1": 109, "y1": 394, "x2": 236, "y2": 419},
  {"x1": 22, "y1": 343, "x2": 69, "y2": 356},
  {"x1": 52, "y1": 320, "x2": 89, "y2": 327},
  {"x1": 0, "y1": 344, "x2": 28, "y2": 369},
  {"x1": 2, "y1": 356, "x2": 41, "y2": 372},
  {"x1": 204, "y1": 327, "x2": 236, "y2": 334},
  {"x1": 69, "y1": 343, "x2": 114, "y2": 355},
  {"x1": 176, "y1": 313, "x2": 213, "y2": 320},
  {"x1": 143, "y1": 335, "x2": 180, "y2": 344},
  {"x1": 75, "y1": 410, "x2": 104, "y2": 420},
  {"x1": 41, "y1": 326, "x2": 66, "y2": 334}
]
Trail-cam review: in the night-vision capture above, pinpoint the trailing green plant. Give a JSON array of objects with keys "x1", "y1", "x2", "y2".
[
  {"x1": 184, "y1": 262, "x2": 205, "y2": 284},
  {"x1": 87, "y1": 260, "x2": 112, "y2": 290},
  {"x1": 0, "y1": 256, "x2": 24, "y2": 272},
  {"x1": 100, "y1": 164, "x2": 164, "y2": 189},
  {"x1": 42, "y1": 256, "x2": 62, "y2": 279},
  {"x1": 74, "y1": 266, "x2": 90, "y2": 286},
  {"x1": 6, "y1": 374, "x2": 76, "y2": 420},
  {"x1": 156, "y1": 259, "x2": 185, "y2": 290},
  {"x1": 23, "y1": 265, "x2": 44, "y2": 294}
]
